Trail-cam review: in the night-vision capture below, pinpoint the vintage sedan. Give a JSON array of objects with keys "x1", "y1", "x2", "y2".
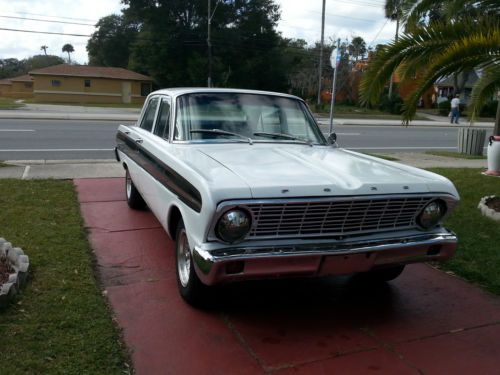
[{"x1": 116, "y1": 88, "x2": 459, "y2": 305}]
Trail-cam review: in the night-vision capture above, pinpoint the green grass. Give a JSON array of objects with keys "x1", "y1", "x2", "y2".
[
  {"x1": 0, "y1": 180, "x2": 130, "y2": 374},
  {"x1": 0, "y1": 97, "x2": 24, "y2": 109},
  {"x1": 426, "y1": 151, "x2": 486, "y2": 159},
  {"x1": 430, "y1": 168, "x2": 500, "y2": 295},
  {"x1": 0, "y1": 161, "x2": 8, "y2": 168}
]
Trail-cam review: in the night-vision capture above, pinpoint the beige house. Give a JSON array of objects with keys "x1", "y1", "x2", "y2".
[
  {"x1": 29, "y1": 64, "x2": 153, "y2": 104},
  {"x1": 0, "y1": 74, "x2": 34, "y2": 98}
]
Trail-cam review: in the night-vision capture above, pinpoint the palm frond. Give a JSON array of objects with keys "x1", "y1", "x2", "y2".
[
  {"x1": 359, "y1": 18, "x2": 495, "y2": 106},
  {"x1": 401, "y1": 25, "x2": 500, "y2": 121}
]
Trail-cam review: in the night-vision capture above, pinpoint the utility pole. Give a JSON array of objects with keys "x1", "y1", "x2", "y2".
[
  {"x1": 207, "y1": 0, "x2": 213, "y2": 87},
  {"x1": 329, "y1": 38, "x2": 341, "y2": 134},
  {"x1": 317, "y1": 0, "x2": 326, "y2": 106}
]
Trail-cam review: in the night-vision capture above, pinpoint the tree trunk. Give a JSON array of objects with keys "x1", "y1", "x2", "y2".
[{"x1": 494, "y1": 96, "x2": 500, "y2": 136}]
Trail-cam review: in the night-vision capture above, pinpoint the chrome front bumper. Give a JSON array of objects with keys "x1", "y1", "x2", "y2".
[{"x1": 192, "y1": 229, "x2": 458, "y2": 285}]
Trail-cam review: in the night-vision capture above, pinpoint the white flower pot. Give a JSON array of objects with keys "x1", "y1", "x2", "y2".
[{"x1": 485, "y1": 136, "x2": 500, "y2": 176}]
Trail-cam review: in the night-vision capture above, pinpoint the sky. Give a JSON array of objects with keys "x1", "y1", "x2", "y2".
[{"x1": 0, "y1": 0, "x2": 397, "y2": 65}]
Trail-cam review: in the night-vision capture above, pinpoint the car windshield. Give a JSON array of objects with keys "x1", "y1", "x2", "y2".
[{"x1": 174, "y1": 92, "x2": 325, "y2": 144}]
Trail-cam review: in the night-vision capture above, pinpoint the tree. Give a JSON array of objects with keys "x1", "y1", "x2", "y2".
[
  {"x1": 87, "y1": 14, "x2": 138, "y2": 68},
  {"x1": 0, "y1": 55, "x2": 64, "y2": 79},
  {"x1": 384, "y1": 0, "x2": 403, "y2": 97},
  {"x1": 120, "y1": 0, "x2": 286, "y2": 90},
  {"x1": 360, "y1": 0, "x2": 500, "y2": 135},
  {"x1": 24, "y1": 55, "x2": 65, "y2": 71},
  {"x1": 0, "y1": 58, "x2": 24, "y2": 79},
  {"x1": 62, "y1": 44, "x2": 74, "y2": 63},
  {"x1": 349, "y1": 37, "x2": 367, "y2": 61},
  {"x1": 40, "y1": 45, "x2": 48, "y2": 56}
]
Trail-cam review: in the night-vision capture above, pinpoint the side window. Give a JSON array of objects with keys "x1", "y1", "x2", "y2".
[
  {"x1": 153, "y1": 98, "x2": 171, "y2": 139},
  {"x1": 140, "y1": 97, "x2": 159, "y2": 132}
]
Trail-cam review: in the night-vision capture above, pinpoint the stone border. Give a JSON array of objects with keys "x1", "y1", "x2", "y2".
[
  {"x1": 0, "y1": 238, "x2": 30, "y2": 308},
  {"x1": 478, "y1": 196, "x2": 500, "y2": 222}
]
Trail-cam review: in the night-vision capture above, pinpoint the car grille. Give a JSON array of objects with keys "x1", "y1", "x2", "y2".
[{"x1": 245, "y1": 197, "x2": 432, "y2": 238}]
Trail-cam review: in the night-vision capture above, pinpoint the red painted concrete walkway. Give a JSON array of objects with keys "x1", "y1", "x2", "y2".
[{"x1": 75, "y1": 178, "x2": 500, "y2": 375}]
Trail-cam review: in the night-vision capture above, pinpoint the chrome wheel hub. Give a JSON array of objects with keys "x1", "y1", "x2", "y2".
[{"x1": 177, "y1": 229, "x2": 191, "y2": 287}]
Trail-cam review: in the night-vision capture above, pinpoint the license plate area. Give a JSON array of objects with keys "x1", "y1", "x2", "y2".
[{"x1": 319, "y1": 253, "x2": 375, "y2": 276}]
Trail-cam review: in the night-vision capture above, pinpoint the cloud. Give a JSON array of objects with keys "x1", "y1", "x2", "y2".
[
  {"x1": 0, "y1": 0, "x2": 122, "y2": 63},
  {"x1": 276, "y1": 0, "x2": 397, "y2": 48}
]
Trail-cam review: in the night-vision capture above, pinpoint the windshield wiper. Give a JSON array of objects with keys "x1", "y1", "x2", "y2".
[
  {"x1": 190, "y1": 129, "x2": 253, "y2": 145},
  {"x1": 253, "y1": 132, "x2": 312, "y2": 146}
]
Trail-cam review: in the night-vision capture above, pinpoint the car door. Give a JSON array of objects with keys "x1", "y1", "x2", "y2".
[
  {"x1": 137, "y1": 96, "x2": 173, "y2": 224},
  {"x1": 118, "y1": 95, "x2": 161, "y2": 197}
]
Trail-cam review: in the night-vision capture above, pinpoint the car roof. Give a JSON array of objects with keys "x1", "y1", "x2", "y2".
[{"x1": 149, "y1": 87, "x2": 304, "y2": 101}]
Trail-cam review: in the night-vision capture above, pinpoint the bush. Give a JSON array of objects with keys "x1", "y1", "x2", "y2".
[
  {"x1": 438, "y1": 99, "x2": 450, "y2": 116},
  {"x1": 379, "y1": 93, "x2": 403, "y2": 114},
  {"x1": 479, "y1": 100, "x2": 498, "y2": 118}
]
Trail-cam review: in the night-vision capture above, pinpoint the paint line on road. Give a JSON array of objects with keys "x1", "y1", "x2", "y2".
[
  {"x1": 0, "y1": 129, "x2": 35, "y2": 132},
  {"x1": 0, "y1": 148, "x2": 114, "y2": 152}
]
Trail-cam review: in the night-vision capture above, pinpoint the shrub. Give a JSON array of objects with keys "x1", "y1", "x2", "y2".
[
  {"x1": 438, "y1": 99, "x2": 450, "y2": 116},
  {"x1": 479, "y1": 100, "x2": 498, "y2": 118},
  {"x1": 379, "y1": 93, "x2": 403, "y2": 114}
]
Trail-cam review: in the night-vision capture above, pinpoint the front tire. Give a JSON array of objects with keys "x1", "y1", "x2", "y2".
[
  {"x1": 125, "y1": 169, "x2": 146, "y2": 210},
  {"x1": 175, "y1": 219, "x2": 207, "y2": 306}
]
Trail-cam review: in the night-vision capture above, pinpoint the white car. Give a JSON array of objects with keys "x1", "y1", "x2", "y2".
[{"x1": 116, "y1": 88, "x2": 459, "y2": 306}]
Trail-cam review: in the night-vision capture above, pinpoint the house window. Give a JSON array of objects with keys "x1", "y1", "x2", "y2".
[
  {"x1": 24, "y1": 82, "x2": 33, "y2": 88},
  {"x1": 51, "y1": 80, "x2": 61, "y2": 87},
  {"x1": 84, "y1": 79, "x2": 91, "y2": 88},
  {"x1": 141, "y1": 83, "x2": 151, "y2": 97}
]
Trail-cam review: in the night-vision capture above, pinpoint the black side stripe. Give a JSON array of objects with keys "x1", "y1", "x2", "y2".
[{"x1": 116, "y1": 131, "x2": 202, "y2": 213}]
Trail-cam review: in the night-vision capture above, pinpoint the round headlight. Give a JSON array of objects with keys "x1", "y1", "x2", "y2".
[
  {"x1": 417, "y1": 200, "x2": 446, "y2": 229},
  {"x1": 216, "y1": 209, "x2": 251, "y2": 243}
]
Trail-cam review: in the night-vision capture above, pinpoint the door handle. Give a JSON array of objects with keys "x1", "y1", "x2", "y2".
[{"x1": 135, "y1": 138, "x2": 143, "y2": 144}]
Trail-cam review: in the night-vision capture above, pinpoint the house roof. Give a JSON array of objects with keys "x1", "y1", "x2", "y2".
[
  {"x1": 436, "y1": 71, "x2": 479, "y2": 89},
  {"x1": 29, "y1": 64, "x2": 153, "y2": 81},
  {"x1": 0, "y1": 74, "x2": 32, "y2": 84},
  {"x1": 10, "y1": 74, "x2": 33, "y2": 82}
]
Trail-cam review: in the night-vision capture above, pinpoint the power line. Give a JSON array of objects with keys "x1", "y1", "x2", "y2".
[
  {"x1": 0, "y1": 14, "x2": 95, "y2": 27},
  {"x1": 6, "y1": 11, "x2": 98, "y2": 23},
  {"x1": 368, "y1": 18, "x2": 389, "y2": 47},
  {"x1": 0, "y1": 27, "x2": 91, "y2": 37}
]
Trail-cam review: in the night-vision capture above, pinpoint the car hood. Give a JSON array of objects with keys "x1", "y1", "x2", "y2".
[{"x1": 189, "y1": 143, "x2": 457, "y2": 198}]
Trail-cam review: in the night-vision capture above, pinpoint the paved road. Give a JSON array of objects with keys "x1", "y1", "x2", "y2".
[
  {"x1": 0, "y1": 118, "x2": 493, "y2": 160},
  {"x1": 0, "y1": 119, "x2": 134, "y2": 160}
]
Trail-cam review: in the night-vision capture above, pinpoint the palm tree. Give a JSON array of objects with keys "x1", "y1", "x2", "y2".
[
  {"x1": 360, "y1": 0, "x2": 500, "y2": 136},
  {"x1": 40, "y1": 45, "x2": 48, "y2": 55},
  {"x1": 384, "y1": 0, "x2": 404, "y2": 97},
  {"x1": 62, "y1": 44, "x2": 75, "y2": 63}
]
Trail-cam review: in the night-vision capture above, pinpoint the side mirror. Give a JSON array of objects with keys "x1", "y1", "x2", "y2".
[{"x1": 327, "y1": 132, "x2": 337, "y2": 145}]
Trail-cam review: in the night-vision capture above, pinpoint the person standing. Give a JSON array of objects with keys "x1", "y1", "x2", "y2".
[{"x1": 450, "y1": 94, "x2": 460, "y2": 124}]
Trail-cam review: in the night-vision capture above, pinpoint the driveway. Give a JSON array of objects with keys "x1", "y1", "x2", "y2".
[{"x1": 75, "y1": 178, "x2": 500, "y2": 374}]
